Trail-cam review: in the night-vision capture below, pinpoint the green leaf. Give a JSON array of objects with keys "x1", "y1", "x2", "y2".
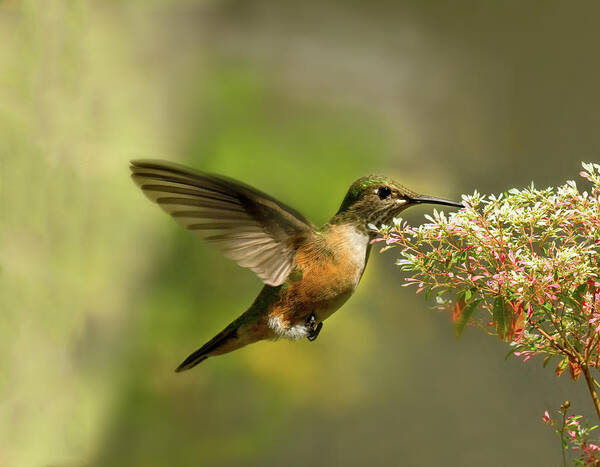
[
  {"x1": 504, "y1": 345, "x2": 519, "y2": 360},
  {"x1": 543, "y1": 355, "x2": 553, "y2": 368},
  {"x1": 573, "y1": 282, "x2": 588, "y2": 303},
  {"x1": 561, "y1": 293, "x2": 582, "y2": 312},
  {"x1": 454, "y1": 298, "x2": 482, "y2": 338},
  {"x1": 493, "y1": 297, "x2": 511, "y2": 341},
  {"x1": 465, "y1": 288, "x2": 473, "y2": 302}
]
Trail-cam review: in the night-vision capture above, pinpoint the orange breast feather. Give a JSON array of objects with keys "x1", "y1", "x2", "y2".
[{"x1": 268, "y1": 227, "x2": 367, "y2": 327}]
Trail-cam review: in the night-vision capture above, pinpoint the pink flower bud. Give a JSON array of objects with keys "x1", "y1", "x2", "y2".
[{"x1": 542, "y1": 411, "x2": 552, "y2": 424}]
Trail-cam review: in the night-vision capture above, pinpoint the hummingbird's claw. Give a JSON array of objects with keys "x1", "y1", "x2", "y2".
[
  {"x1": 307, "y1": 322, "x2": 323, "y2": 341},
  {"x1": 306, "y1": 313, "x2": 323, "y2": 342}
]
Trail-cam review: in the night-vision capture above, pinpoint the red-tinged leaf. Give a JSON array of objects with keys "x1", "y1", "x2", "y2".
[
  {"x1": 509, "y1": 302, "x2": 526, "y2": 343},
  {"x1": 454, "y1": 299, "x2": 482, "y2": 338},
  {"x1": 568, "y1": 358, "x2": 582, "y2": 381},
  {"x1": 452, "y1": 296, "x2": 466, "y2": 324},
  {"x1": 556, "y1": 357, "x2": 569, "y2": 377}
]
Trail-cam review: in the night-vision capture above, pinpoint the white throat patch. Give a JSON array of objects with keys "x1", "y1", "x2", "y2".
[{"x1": 268, "y1": 315, "x2": 309, "y2": 340}]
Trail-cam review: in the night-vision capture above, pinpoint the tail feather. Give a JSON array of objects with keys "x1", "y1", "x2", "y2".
[
  {"x1": 175, "y1": 327, "x2": 239, "y2": 372},
  {"x1": 175, "y1": 301, "x2": 269, "y2": 372},
  {"x1": 175, "y1": 350, "x2": 209, "y2": 372}
]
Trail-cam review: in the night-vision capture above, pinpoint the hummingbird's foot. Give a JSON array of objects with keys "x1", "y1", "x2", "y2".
[{"x1": 306, "y1": 313, "x2": 323, "y2": 342}]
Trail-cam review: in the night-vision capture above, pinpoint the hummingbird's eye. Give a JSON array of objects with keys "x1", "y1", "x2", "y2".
[{"x1": 377, "y1": 186, "x2": 392, "y2": 200}]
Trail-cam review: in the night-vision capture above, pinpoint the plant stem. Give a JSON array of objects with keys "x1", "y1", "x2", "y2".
[
  {"x1": 531, "y1": 323, "x2": 577, "y2": 360},
  {"x1": 560, "y1": 403, "x2": 568, "y2": 467},
  {"x1": 582, "y1": 364, "x2": 600, "y2": 422}
]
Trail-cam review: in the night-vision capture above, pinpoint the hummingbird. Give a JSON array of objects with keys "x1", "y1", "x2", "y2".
[{"x1": 130, "y1": 160, "x2": 463, "y2": 371}]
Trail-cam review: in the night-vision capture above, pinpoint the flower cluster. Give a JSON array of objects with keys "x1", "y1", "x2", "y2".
[
  {"x1": 374, "y1": 163, "x2": 600, "y2": 377},
  {"x1": 373, "y1": 162, "x2": 600, "y2": 465},
  {"x1": 544, "y1": 401, "x2": 600, "y2": 466}
]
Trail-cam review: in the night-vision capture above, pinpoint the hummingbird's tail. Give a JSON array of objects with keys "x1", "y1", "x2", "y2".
[
  {"x1": 174, "y1": 341, "x2": 215, "y2": 372},
  {"x1": 176, "y1": 286, "x2": 278, "y2": 372},
  {"x1": 175, "y1": 326, "x2": 237, "y2": 372},
  {"x1": 175, "y1": 311, "x2": 268, "y2": 372}
]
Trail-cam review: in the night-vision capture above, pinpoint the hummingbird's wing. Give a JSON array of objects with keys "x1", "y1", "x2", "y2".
[{"x1": 130, "y1": 160, "x2": 315, "y2": 286}]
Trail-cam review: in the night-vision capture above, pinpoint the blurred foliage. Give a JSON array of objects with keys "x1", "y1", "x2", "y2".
[{"x1": 1, "y1": 1, "x2": 599, "y2": 466}]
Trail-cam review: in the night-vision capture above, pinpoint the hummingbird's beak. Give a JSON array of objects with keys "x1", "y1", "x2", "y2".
[{"x1": 411, "y1": 194, "x2": 464, "y2": 208}]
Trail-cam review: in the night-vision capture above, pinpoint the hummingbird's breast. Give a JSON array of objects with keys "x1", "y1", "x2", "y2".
[{"x1": 266, "y1": 224, "x2": 371, "y2": 338}]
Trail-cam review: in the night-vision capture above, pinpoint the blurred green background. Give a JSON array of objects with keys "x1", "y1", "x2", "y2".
[{"x1": 1, "y1": 1, "x2": 600, "y2": 466}]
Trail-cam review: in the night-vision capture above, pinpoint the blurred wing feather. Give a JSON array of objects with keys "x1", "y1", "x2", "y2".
[{"x1": 130, "y1": 160, "x2": 314, "y2": 286}]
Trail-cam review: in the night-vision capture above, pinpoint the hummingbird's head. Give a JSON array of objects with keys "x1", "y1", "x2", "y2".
[{"x1": 333, "y1": 175, "x2": 463, "y2": 231}]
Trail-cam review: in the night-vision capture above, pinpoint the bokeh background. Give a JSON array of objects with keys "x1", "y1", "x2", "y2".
[{"x1": 2, "y1": 1, "x2": 600, "y2": 466}]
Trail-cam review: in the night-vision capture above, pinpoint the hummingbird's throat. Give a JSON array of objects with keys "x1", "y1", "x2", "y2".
[{"x1": 368, "y1": 199, "x2": 408, "y2": 227}]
